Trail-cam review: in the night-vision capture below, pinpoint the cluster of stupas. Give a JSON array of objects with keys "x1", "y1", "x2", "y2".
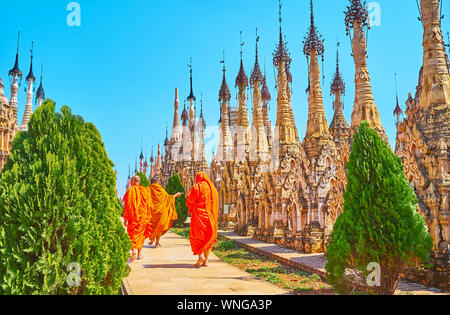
[
  {"x1": 126, "y1": 143, "x2": 166, "y2": 190},
  {"x1": 0, "y1": 32, "x2": 46, "y2": 172},
  {"x1": 127, "y1": 56, "x2": 209, "y2": 191},
  {"x1": 144, "y1": 0, "x2": 448, "y2": 290}
]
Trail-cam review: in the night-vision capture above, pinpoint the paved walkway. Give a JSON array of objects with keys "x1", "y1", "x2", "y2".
[
  {"x1": 218, "y1": 230, "x2": 448, "y2": 296},
  {"x1": 123, "y1": 231, "x2": 287, "y2": 295}
]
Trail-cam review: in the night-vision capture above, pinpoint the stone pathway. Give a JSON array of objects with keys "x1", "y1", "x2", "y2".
[
  {"x1": 218, "y1": 230, "x2": 448, "y2": 296},
  {"x1": 123, "y1": 231, "x2": 287, "y2": 295}
]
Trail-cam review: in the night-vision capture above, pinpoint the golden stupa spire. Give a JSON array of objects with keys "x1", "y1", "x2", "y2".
[
  {"x1": 261, "y1": 65, "x2": 273, "y2": 148},
  {"x1": 273, "y1": 0, "x2": 298, "y2": 152},
  {"x1": 217, "y1": 52, "x2": 233, "y2": 161},
  {"x1": 345, "y1": 0, "x2": 388, "y2": 144},
  {"x1": 234, "y1": 31, "x2": 251, "y2": 161},
  {"x1": 418, "y1": 0, "x2": 450, "y2": 109},
  {"x1": 250, "y1": 28, "x2": 269, "y2": 161},
  {"x1": 329, "y1": 42, "x2": 350, "y2": 146},
  {"x1": 303, "y1": 0, "x2": 330, "y2": 144}
]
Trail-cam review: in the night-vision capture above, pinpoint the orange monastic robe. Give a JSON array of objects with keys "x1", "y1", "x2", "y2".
[
  {"x1": 123, "y1": 185, "x2": 151, "y2": 250},
  {"x1": 146, "y1": 184, "x2": 178, "y2": 240},
  {"x1": 186, "y1": 172, "x2": 219, "y2": 256}
]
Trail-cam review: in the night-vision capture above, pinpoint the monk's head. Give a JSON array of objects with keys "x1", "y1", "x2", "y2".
[
  {"x1": 150, "y1": 175, "x2": 160, "y2": 185},
  {"x1": 130, "y1": 175, "x2": 141, "y2": 186}
]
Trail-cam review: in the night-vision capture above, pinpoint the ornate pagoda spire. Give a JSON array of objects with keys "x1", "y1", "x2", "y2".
[
  {"x1": 219, "y1": 68, "x2": 231, "y2": 104},
  {"x1": 187, "y1": 57, "x2": 196, "y2": 102},
  {"x1": 303, "y1": 0, "x2": 330, "y2": 153},
  {"x1": 250, "y1": 29, "x2": 269, "y2": 161},
  {"x1": 20, "y1": 42, "x2": 36, "y2": 132},
  {"x1": 25, "y1": 42, "x2": 36, "y2": 83},
  {"x1": 187, "y1": 58, "x2": 197, "y2": 161},
  {"x1": 330, "y1": 43, "x2": 346, "y2": 99},
  {"x1": 144, "y1": 154, "x2": 149, "y2": 175},
  {"x1": 171, "y1": 88, "x2": 182, "y2": 142},
  {"x1": 139, "y1": 148, "x2": 144, "y2": 173},
  {"x1": 148, "y1": 146, "x2": 154, "y2": 178},
  {"x1": 9, "y1": 31, "x2": 23, "y2": 82},
  {"x1": 126, "y1": 165, "x2": 132, "y2": 190},
  {"x1": 236, "y1": 31, "x2": 249, "y2": 90},
  {"x1": 181, "y1": 100, "x2": 188, "y2": 127},
  {"x1": 273, "y1": 1, "x2": 291, "y2": 72},
  {"x1": 180, "y1": 100, "x2": 191, "y2": 161},
  {"x1": 156, "y1": 144, "x2": 162, "y2": 172},
  {"x1": 393, "y1": 73, "x2": 403, "y2": 125},
  {"x1": 250, "y1": 29, "x2": 264, "y2": 87},
  {"x1": 329, "y1": 43, "x2": 350, "y2": 149},
  {"x1": 273, "y1": 0, "x2": 298, "y2": 153},
  {"x1": 418, "y1": 0, "x2": 450, "y2": 109},
  {"x1": 261, "y1": 69, "x2": 272, "y2": 103},
  {"x1": 216, "y1": 54, "x2": 233, "y2": 162},
  {"x1": 234, "y1": 31, "x2": 251, "y2": 161},
  {"x1": 150, "y1": 145, "x2": 154, "y2": 163},
  {"x1": 273, "y1": 0, "x2": 293, "y2": 101},
  {"x1": 199, "y1": 93, "x2": 206, "y2": 129},
  {"x1": 164, "y1": 125, "x2": 170, "y2": 147},
  {"x1": 9, "y1": 31, "x2": 22, "y2": 132},
  {"x1": 36, "y1": 63, "x2": 45, "y2": 107},
  {"x1": 345, "y1": 0, "x2": 388, "y2": 144},
  {"x1": 197, "y1": 94, "x2": 207, "y2": 163},
  {"x1": 261, "y1": 69, "x2": 273, "y2": 149},
  {"x1": 187, "y1": 57, "x2": 196, "y2": 124}
]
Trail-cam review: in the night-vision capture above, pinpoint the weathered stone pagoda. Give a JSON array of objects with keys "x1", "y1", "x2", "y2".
[{"x1": 395, "y1": 0, "x2": 449, "y2": 290}]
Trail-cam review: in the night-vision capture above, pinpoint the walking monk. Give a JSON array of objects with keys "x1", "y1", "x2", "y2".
[
  {"x1": 123, "y1": 176, "x2": 151, "y2": 261},
  {"x1": 186, "y1": 172, "x2": 219, "y2": 268},
  {"x1": 146, "y1": 175, "x2": 182, "y2": 247}
]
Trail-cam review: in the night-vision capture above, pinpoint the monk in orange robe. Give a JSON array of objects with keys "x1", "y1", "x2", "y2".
[
  {"x1": 186, "y1": 172, "x2": 218, "y2": 267},
  {"x1": 146, "y1": 175, "x2": 182, "y2": 247},
  {"x1": 123, "y1": 176, "x2": 151, "y2": 261}
]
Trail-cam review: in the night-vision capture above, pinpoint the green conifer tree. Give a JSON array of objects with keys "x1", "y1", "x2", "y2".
[
  {"x1": 165, "y1": 173, "x2": 188, "y2": 227},
  {"x1": 325, "y1": 122, "x2": 433, "y2": 295},
  {"x1": 136, "y1": 172, "x2": 150, "y2": 187},
  {"x1": 0, "y1": 100, "x2": 130, "y2": 295}
]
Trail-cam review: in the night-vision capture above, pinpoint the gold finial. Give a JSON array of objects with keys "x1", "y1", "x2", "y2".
[
  {"x1": 279, "y1": 0, "x2": 282, "y2": 28},
  {"x1": 220, "y1": 50, "x2": 226, "y2": 72},
  {"x1": 240, "y1": 31, "x2": 245, "y2": 60}
]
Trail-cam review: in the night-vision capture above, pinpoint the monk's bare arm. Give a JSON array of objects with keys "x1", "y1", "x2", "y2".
[{"x1": 174, "y1": 192, "x2": 183, "y2": 198}]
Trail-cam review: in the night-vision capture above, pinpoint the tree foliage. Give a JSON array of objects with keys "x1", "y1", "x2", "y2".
[
  {"x1": 325, "y1": 122, "x2": 433, "y2": 295},
  {"x1": 136, "y1": 172, "x2": 150, "y2": 187},
  {"x1": 165, "y1": 173, "x2": 188, "y2": 227},
  {"x1": 0, "y1": 100, "x2": 130, "y2": 295}
]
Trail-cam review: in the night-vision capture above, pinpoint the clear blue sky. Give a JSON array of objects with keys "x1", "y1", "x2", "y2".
[{"x1": 1, "y1": 0, "x2": 448, "y2": 197}]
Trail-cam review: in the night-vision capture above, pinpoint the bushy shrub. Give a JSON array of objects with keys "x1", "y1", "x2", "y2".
[
  {"x1": 325, "y1": 122, "x2": 433, "y2": 295},
  {"x1": 0, "y1": 100, "x2": 130, "y2": 295},
  {"x1": 136, "y1": 172, "x2": 150, "y2": 187},
  {"x1": 165, "y1": 173, "x2": 188, "y2": 227}
]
